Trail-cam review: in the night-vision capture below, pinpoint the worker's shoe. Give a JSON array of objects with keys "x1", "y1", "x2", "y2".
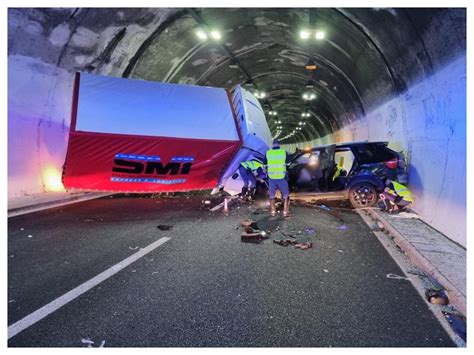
[
  {"x1": 240, "y1": 187, "x2": 248, "y2": 200},
  {"x1": 270, "y1": 199, "x2": 276, "y2": 217},
  {"x1": 283, "y1": 198, "x2": 290, "y2": 217}
]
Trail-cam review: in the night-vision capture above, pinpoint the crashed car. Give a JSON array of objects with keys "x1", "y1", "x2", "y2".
[{"x1": 287, "y1": 141, "x2": 407, "y2": 208}]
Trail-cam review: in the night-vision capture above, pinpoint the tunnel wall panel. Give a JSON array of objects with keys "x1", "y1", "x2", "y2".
[
  {"x1": 8, "y1": 55, "x2": 74, "y2": 198},
  {"x1": 288, "y1": 56, "x2": 466, "y2": 246}
]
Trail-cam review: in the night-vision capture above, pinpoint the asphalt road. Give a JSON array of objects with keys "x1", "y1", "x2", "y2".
[{"x1": 8, "y1": 194, "x2": 454, "y2": 347}]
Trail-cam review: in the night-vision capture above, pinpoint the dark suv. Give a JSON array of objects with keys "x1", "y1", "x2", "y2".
[{"x1": 287, "y1": 141, "x2": 407, "y2": 208}]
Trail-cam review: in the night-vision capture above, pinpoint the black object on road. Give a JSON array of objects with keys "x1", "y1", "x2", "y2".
[{"x1": 157, "y1": 224, "x2": 173, "y2": 231}]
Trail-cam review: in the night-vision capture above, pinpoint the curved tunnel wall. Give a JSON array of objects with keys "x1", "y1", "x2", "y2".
[{"x1": 7, "y1": 8, "x2": 466, "y2": 246}]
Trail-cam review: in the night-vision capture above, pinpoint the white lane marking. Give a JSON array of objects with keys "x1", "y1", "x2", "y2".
[{"x1": 8, "y1": 237, "x2": 170, "y2": 339}]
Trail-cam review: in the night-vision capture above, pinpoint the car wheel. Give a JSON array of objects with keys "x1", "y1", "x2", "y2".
[{"x1": 349, "y1": 182, "x2": 378, "y2": 208}]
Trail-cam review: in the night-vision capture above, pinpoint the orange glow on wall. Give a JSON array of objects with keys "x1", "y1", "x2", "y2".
[{"x1": 42, "y1": 166, "x2": 64, "y2": 192}]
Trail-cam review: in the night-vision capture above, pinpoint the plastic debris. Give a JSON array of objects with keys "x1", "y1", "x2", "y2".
[
  {"x1": 295, "y1": 243, "x2": 313, "y2": 250},
  {"x1": 319, "y1": 204, "x2": 331, "y2": 211},
  {"x1": 442, "y1": 311, "x2": 466, "y2": 341},
  {"x1": 386, "y1": 273, "x2": 411, "y2": 280},
  {"x1": 426, "y1": 289, "x2": 449, "y2": 305},
  {"x1": 203, "y1": 200, "x2": 211, "y2": 205},
  {"x1": 241, "y1": 230, "x2": 266, "y2": 243},
  {"x1": 305, "y1": 227, "x2": 315, "y2": 234},
  {"x1": 157, "y1": 224, "x2": 173, "y2": 231},
  {"x1": 27, "y1": 235, "x2": 33, "y2": 238},
  {"x1": 376, "y1": 222, "x2": 384, "y2": 230},
  {"x1": 128, "y1": 246, "x2": 139, "y2": 250},
  {"x1": 20, "y1": 228, "x2": 24, "y2": 231},
  {"x1": 323, "y1": 269, "x2": 329, "y2": 273},
  {"x1": 240, "y1": 219, "x2": 256, "y2": 227},
  {"x1": 338, "y1": 224, "x2": 348, "y2": 231}
]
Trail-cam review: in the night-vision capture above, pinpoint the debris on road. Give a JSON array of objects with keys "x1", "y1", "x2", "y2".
[
  {"x1": 426, "y1": 289, "x2": 449, "y2": 305},
  {"x1": 295, "y1": 242, "x2": 312, "y2": 250},
  {"x1": 27, "y1": 235, "x2": 33, "y2": 238},
  {"x1": 386, "y1": 273, "x2": 411, "y2": 281},
  {"x1": 240, "y1": 219, "x2": 257, "y2": 227},
  {"x1": 20, "y1": 228, "x2": 24, "y2": 231},
  {"x1": 203, "y1": 200, "x2": 212, "y2": 205},
  {"x1": 128, "y1": 246, "x2": 139, "y2": 250},
  {"x1": 442, "y1": 309, "x2": 466, "y2": 341},
  {"x1": 319, "y1": 204, "x2": 331, "y2": 212},
  {"x1": 338, "y1": 224, "x2": 348, "y2": 231},
  {"x1": 157, "y1": 224, "x2": 173, "y2": 231}
]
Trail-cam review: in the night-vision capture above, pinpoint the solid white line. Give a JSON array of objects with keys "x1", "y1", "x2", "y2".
[{"x1": 8, "y1": 237, "x2": 170, "y2": 339}]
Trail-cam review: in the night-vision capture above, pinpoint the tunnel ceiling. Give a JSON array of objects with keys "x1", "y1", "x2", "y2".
[{"x1": 9, "y1": 7, "x2": 466, "y2": 144}]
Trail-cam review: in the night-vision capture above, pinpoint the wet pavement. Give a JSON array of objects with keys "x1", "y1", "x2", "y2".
[{"x1": 8, "y1": 194, "x2": 455, "y2": 347}]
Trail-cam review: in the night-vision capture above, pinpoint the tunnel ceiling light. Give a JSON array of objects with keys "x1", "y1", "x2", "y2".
[
  {"x1": 305, "y1": 78, "x2": 316, "y2": 87},
  {"x1": 315, "y1": 31, "x2": 326, "y2": 40},
  {"x1": 305, "y1": 59, "x2": 317, "y2": 71},
  {"x1": 210, "y1": 30, "x2": 222, "y2": 40},
  {"x1": 300, "y1": 30, "x2": 310, "y2": 39},
  {"x1": 243, "y1": 79, "x2": 254, "y2": 87},
  {"x1": 196, "y1": 30, "x2": 208, "y2": 40},
  {"x1": 228, "y1": 59, "x2": 239, "y2": 69},
  {"x1": 254, "y1": 91, "x2": 266, "y2": 99},
  {"x1": 302, "y1": 92, "x2": 316, "y2": 101}
]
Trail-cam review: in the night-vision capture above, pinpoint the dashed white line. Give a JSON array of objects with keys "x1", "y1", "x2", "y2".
[{"x1": 8, "y1": 237, "x2": 170, "y2": 339}]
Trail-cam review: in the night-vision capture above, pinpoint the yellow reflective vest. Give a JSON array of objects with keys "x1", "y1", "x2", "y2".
[
  {"x1": 266, "y1": 148, "x2": 287, "y2": 180},
  {"x1": 390, "y1": 181, "x2": 414, "y2": 202},
  {"x1": 240, "y1": 160, "x2": 263, "y2": 171}
]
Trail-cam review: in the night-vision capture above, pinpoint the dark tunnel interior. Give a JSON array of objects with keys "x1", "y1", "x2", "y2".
[{"x1": 9, "y1": 7, "x2": 466, "y2": 144}]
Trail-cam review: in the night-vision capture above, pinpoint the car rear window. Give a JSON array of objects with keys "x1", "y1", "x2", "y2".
[{"x1": 351, "y1": 144, "x2": 396, "y2": 163}]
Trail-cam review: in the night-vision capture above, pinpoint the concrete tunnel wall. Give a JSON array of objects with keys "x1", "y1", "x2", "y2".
[
  {"x1": 7, "y1": 8, "x2": 466, "y2": 246},
  {"x1": 284, "y1": 56, "x2": 466, "y2": 246}
]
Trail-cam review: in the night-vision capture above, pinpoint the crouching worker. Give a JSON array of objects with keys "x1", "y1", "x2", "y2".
[
  {"x1": 380, "y1": 178, "x2": 414, "y2": 213},
  {"x1": 265, "y1": 140, "x2": 291, "y2": 217},
  {"x1": 239, "y1": 158, "x2": 264, "y2": 200}
]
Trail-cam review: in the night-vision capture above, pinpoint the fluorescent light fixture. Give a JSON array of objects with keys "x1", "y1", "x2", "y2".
[
  {"x1": 196, "y1": 30, "x2": 207, "y2": 40},
  {"x1": 228, "y1": 59, "x2": 239, "y2": 69},
  {"x1": 315, "y1": 31, "x2": 325, "y2": 40},
  {"x1": 300, "y1": 30, "x2": 310, "y2": 39},
  {"x1": 210, "y1": 30, "x2": 221, "y2": 40},
  {"x1": 305, "y1": 59, "x2": 317, "y2": 71},
  {"x1": 305, "y1": 79, "x2": 315, "y2": 87}
]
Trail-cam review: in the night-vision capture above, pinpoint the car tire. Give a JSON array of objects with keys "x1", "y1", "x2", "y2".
[{"x1": 349, "y1": 182, "x2": 378, "y2": 208}]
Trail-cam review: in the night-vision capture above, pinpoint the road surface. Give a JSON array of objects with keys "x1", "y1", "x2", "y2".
[{"x1": 8, "y1": 194, "x2": 454, "y2": 347}]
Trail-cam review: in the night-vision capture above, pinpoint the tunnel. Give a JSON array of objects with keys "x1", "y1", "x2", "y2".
[{"x1": 8, "y1": 7, "x2": 466, "y2": 248}]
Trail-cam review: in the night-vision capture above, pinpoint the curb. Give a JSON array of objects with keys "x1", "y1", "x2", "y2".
[
  {"x1": 8, "y1": 193, "x2": 114, "y2": 218},
  {"x1": 366, "y1": 208, "x2": 466, "y2": 316}
]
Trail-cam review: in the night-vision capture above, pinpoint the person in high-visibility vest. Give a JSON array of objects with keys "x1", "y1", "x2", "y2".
[
  {"x1": 264, "y1": 140, "x2": 291, "y2": 217},
  {"x1": 238, "y1": 158, "x2": 264, "y2": 200},
  {"x1": 379, "y1": 178, "x2": 414, "y2": 213}
]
